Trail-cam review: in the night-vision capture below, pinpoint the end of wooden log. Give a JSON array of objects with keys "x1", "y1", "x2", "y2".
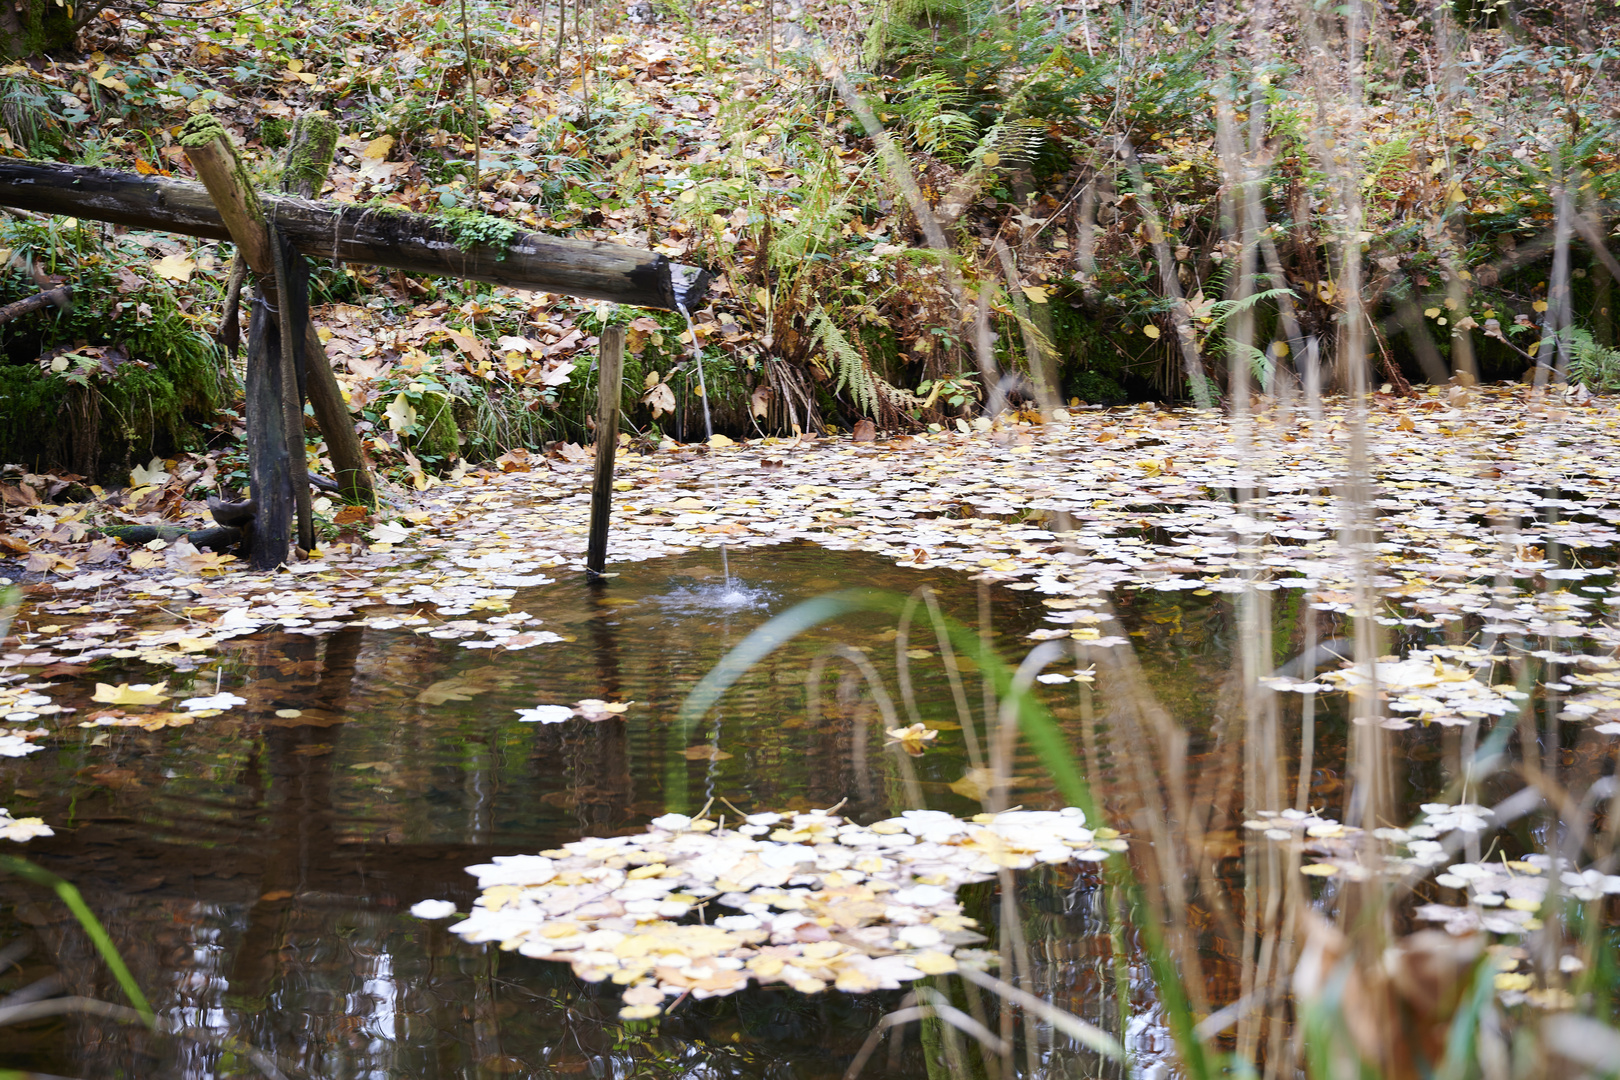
[
  {"x1": 208, "y1": 495, "x2": 258, "y2": 527},
  {"x1": 178, "y1": 114, "x2": 230, "y2": 149},
  {"x1": 670, "y1": 264, "x2": 712, "y2": 311}
]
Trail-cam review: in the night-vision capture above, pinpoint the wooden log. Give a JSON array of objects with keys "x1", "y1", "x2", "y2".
[
  {"x1": 586, "y1": 325, "x2": 626, "y2": 578},
  {"x1": 179, "y1": 118, "x2": 276, "y2": 273},
  {"x1": 208, "y1": 495, "x2": 257, "y2": 527},
  {"x1": 97, "y1": 524, "x2": 244, "y2": 552},
  {"x1": 267, "y1": 222, "x2": 316, "y2": 552},
  {"x1": 242, "y1": 296, "x2": 295, "y2": 567},
  {"x1": 278, "y1": 114, "x2": 375, "y2": 508},
  {"x1": 0, "y1": 159, "x2": 711, "y2": 310},
  {"x1": 181, "y1": 115, "x2": 301, "y2": 569}
]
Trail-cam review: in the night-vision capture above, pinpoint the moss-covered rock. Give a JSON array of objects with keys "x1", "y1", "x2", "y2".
[
  {"x1": 0, "y1": 0, "x2": 78, "y2": 60},
  {"x1": 411, "y1": 390, "x2": 462, "y2": 461},
  {"x1": 0, "y1": 365, "x2": 66, "y2": 469},
  {"x1": 0, "y1": 360, "x2": 209, "y2": 481},
  {"x1": 862, "y1": 0, "x2": 969, "y2": 74},
  {"x1": 0, "y1": 212, "x2": 223, "y2": 480}
]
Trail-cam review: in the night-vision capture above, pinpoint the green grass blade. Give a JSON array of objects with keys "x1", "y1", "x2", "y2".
[
  {"x1": 0, "y1": 855, "x2": 157, "y2": 1029},
  {"x1": 676, "y1": 589, "x2": 1214, "y2": 1079}
]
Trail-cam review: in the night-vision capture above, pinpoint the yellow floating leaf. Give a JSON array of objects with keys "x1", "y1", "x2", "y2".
[
  {"x1": 1300, "y1": 863, "x2": 1340, "y2": 877},
  {"x1": 91, "y1": 681, "x2": 169, "y2": 706},
  {"x1": 362, "y1": 133, "x2": 396, "y2": 160},
  {"x1": 622, "y1": 984, "x2": 664, "y2": 1006},
  {"x1": 747, "y1": 955, "x2": 785, "y2": 978},
  {"x1": 1142, "y1": 324, "x2": 1161, "y2": 339},
  {"x1": 949, "y1": 767, "x2": 996, "y2": 802},
  {"x1": 834, "y1": 967, "x2": 880, "y2": 992},
  {"x1": 913, "y1": 951, "x2": 958, "y2": 975}
]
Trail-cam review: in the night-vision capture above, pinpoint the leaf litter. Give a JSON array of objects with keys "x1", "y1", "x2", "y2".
[
  {"x1": 419, "y1": 803, "x2": 1124, "y2": 1019},
  {"x1": 6, "y1": 386, "x2": 1620, "y2": 754}
]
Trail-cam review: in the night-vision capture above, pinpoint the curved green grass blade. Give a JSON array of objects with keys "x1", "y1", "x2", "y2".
[
  {"x1": 1, "y1": 855, "x2": 157, "y2": 1029},
  {"x1": 674, "y1": 589, "x2": 1213, "y2": 1079}
]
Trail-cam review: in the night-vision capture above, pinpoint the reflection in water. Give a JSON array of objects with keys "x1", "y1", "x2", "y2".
[
  {"x1": 2, "y1": 546, "x2": 1077, "y2": 1078},
  {"x1": 1, "y1": 541, "x2": 1504, "y2": 1078}
]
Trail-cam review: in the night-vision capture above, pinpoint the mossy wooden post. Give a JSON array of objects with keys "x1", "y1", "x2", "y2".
[
  {"x1": 278, "y1": 114, "x2": 376, "y2": 507},
  {"x1": 586, "y1": 325, "x2": 625, "y2": 578},
  {"x1": 180, "y1": 114, "x2": 307, "y2": 569}
]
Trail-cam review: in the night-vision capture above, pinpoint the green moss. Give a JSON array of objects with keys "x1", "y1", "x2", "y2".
[
  {"x1": 260, "y1": 118, "x2": 292, "y2": 149},
  {"x1": 411, "y1": 391, "x2": 462, "y2": 460},
  {"x1": 281, "y1": 113, "x2": 339, "y2": 195},
  {"x1": 0, "y1": 217, "x2": 224, "y2": 480},
  {"x1": 0, "y1": 0, "x2": 75, "y2": 59},
  {"x1": 0, "y1": 361, "x2": 203, "y2": 482},
  {"x1": 438, "y1": 208, "x2": 520, "y2": 259},
  {"x1": 862, "y1": 0, "x2": 970, "y2": 73},
  {"x1": 0, "y1": 365, "x2": 66, "y2": 468},
  {"x1": 554, "y1": 348, "x2": 649, "y2": 440},
  {"x1": 1048, "y1": 290, "x2": 1129, "y2": 403},
  {"x1": 178, "y1": 114, "x2": 229, "y2": 148},
  {"x1": 96, "y1": 364, "x2": 195, "y2": 475}
]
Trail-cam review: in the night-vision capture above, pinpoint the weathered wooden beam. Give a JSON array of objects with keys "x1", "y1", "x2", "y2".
[
  {"x1": 586, "y1": 325, "x2": 626, "y2": 578},
  {"x1": 0, "y1": 159, "x2": 711, "y2": 310},
  {"x1": 182, "y1": 115, "x2": 306, "y2": 568},
  {"x1": 278, "y1": 114, "x2": 376, "y2": 508}
]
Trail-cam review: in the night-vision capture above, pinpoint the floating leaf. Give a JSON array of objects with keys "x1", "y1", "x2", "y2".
[{"x1": 91, "y1": 682, "x2": 170, "y2": 706}]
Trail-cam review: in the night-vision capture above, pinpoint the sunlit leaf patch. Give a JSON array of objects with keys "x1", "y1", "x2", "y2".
[{"x1": 438, "y1": 805, "x2": 1124, "y2": 1018}]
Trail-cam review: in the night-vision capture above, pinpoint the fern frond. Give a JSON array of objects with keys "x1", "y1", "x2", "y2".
[
  {"x1": 807, "y1": 307, "x2": 919, "y2": 420},
  {"x1": 810, "y1": 307, "x2": 880, "y2": 416}
]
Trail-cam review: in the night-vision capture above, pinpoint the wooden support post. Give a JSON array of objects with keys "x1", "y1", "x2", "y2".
[
  {"x1": 586, "y1": 325, "x2": 626, "y2": 578},
  {"x1": 180, "y1": 114, "x2": 305, "y2": 569},
  {"x1": 278, "y1": 114, "x2": 376, "y2": 508}
]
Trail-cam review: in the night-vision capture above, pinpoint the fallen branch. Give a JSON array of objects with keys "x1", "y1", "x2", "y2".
[
  {"x1": 0, "y1": 159, "x2": 710, "y2": 310},
  {"x1": 0, "y1": 285, "x2": 73, "y2": 325},
  {"x1": 95, "y1": 524, "x2": 244, "y2": 552}
]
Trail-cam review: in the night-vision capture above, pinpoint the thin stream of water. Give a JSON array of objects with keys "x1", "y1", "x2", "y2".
[{"x1": 678, "y1": 302, "x2": 735, "y2": 592}]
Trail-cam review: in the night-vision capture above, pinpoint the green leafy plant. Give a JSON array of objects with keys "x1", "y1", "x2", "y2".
[{"x1": 1565, "y1": 326, "x2": 1620, "y2": 391}]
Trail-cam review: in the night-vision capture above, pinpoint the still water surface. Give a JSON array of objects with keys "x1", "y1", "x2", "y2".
[
  {"x1": 2, "y1": 546, "x2": 1137, "y2": 1078},
  {"x1": 1, "y1": 538, "x2": 1529, "y2": 1078}
]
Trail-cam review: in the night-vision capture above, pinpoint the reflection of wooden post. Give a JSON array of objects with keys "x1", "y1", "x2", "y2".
[{"x1": 586, "y1": 326, "x2": 625, "y2": 577}]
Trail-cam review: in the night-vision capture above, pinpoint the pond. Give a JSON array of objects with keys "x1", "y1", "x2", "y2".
[
  {"x1": 0, "y1": 532, "x2": 1605, "y2": 1079},
  {"x1": 0, "y1": 545, "x2": 1128, "y2": 1078}
]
